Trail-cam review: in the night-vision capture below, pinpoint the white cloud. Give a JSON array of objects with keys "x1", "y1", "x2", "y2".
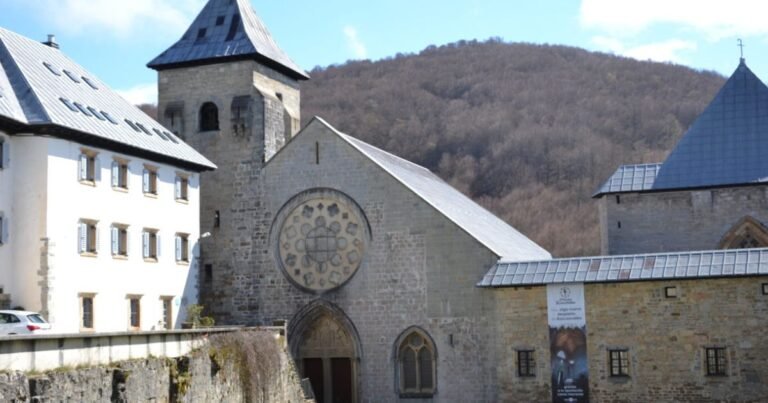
[
  {"x1": 15, "y1": 0, "x2": 205, "y2": 37},
  {"x1": 343, "y1": 26, "x2": 368, "y2": 59},
  {"x1": 580, "y1": 0, "x2": 768, "y2": 39},
  {"x1": 592, "y1": 36, "x2": 697, "y2": 63},
  {"x1": 116, "y1": 83, "x2": 157, "y2": 105}
]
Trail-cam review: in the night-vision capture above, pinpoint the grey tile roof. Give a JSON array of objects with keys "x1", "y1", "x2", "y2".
[
  {"x1": 478, "y1": 247, "x2": 768, "y2": 287},
  {"x1": 0, "y1": 28, "x2": 215, "y2": 171},
  {"x1": 310, "y1": 117, "x2": 552, "y2": 260},
  {"x1": 147, "y1": 0, "x2": 308, "y2": 80},
  {"x1": 594, "y1": 163, "x2": 662, "y2": 196},
  {"x1": 652, "y1": 60, "x2": 768, "y2": 191}
]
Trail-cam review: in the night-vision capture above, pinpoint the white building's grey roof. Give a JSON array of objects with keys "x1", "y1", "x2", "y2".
[
  {"x1": 0, "y1": 28, "x2": 215, "y2": 171},
  {"x1": 594, "y1": 163, "x2": 661, "y2": 196},
  {"x1": 310, "y1": 117, "x2": 552, "y2": 260},
  {"x1": 596, "y1": 60, "x2": 768, "y2": 196},
  {"x1": 148, "y1": 0, "x2": 308, "y2": 80},
  {"x1": 479, "y1": 247, "x2": 768, "y2": 287}
]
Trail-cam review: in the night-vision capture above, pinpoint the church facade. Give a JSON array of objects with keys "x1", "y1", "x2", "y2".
[{"x1": 151, "y1": 1, "x2": 768, "y2": 402}]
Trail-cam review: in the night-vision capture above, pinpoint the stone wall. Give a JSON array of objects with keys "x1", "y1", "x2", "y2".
[
  {"x1": 599, "y1": 185, "x2": 768, "y2": 254},
  {"x1": 491, "y1": 276, "x2": 768, "y2": 403},
  {"x1": 0, "y1": 331, "x2": 306, "y2": 403}
]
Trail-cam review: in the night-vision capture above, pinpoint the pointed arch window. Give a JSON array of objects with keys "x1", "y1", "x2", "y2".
[
  {"x1": 199, "y1": 102, "x2": 219, "y2": 131},
  {"x1": 396, "y1": 328, "x2": 436, "y2": 398},
  {"x1": 719, "y1": 216, "x2": 768, "y2": 250}
]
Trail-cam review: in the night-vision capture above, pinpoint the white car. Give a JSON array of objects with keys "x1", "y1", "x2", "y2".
[{"x1": 0, "y1": 310, "x2": 52, "y2": 335}]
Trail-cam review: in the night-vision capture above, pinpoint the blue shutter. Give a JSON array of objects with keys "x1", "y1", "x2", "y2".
[
  {"x1": 156, "y1": 234, "x2": 161, "y2": 257},
  {"x1": 142, "y1": 169, "x2": 149, "y2": 193},
  {"x1": 111, "y1": 162, "x2": 118, "y2": 187},
  {"x1": 78, "y1": 223, "x2": 87, "y2": 253},
  {"x1": 78, "y1": 155, "x2": 87, "y2": 181},
  {"x1": 111, "y1": 226, "x2": 118, "y2": 255},
  {"x1": 94, "y1": 157, "x2": 101, "y2": 182},
  {"x1": 175, "y1": 236, "x2": 182, "y2": 261},
  {"x1": 142, "y1": 231, "x2": 149, "y2": 258},
  {"x1": 175, "y1": 177, "x2": 181, "y2": 199}
]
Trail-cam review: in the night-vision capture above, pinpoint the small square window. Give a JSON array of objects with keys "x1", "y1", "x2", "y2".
[
  {"x1": 80, "y1": 294, "x2": 95, "y2": 331},
  {"x1": 197, "y1": 28, "x2": 207, "y2": 39},
  {"x1": 175, "y1": 234, "x2": 190, "y2": 263},
  {"x1": 665, "y1": 286, "x2": 678, "y2": 298},
  {"x1": 143, "y1": 167, "x2": 158, "y2": 195},
  {"x1": 705, "y1": 347, "x2": 727, "y2": 376},
  {"x1": 517, "y1": 350, "x2": 535, "y2": 377},
  {"x1": 142, "y1": 229, "x2": 160, "y2": 260},
  {"x1": 111, "y1": 160, "x2": 129, "y2": 190},
  {"x1": 128, "y1": 296, "x2": 141, "y2": 329},
  {"x1": 215, "y1": 16, "x2": 225, "y2": 26},
  {"x1": 78, "y1": 220, "x2": 98, "y2": 255},
  {"x1": 762, "y1": 283, "x2": 768, "y2": 295},
  {"x1": 609, "y1": 349, "x2": 629, "y2": 377},
  {"x1": 175, "y1": 175, "x2": 189, "y2": 201},
  {"x1": 78, "y1": 152, "x2": 98, "y2": 183},
  {"x1": 111, "y1": 225, "x2": 129, "y2": 257}
]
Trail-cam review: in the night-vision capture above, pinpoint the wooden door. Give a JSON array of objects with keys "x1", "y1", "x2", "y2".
[
  {"x1": 303, "y1": 358, "x2": 325, "y2": 403},
  {"x1": 331, "y1": 358, "x2": 353, "y2": 403}
]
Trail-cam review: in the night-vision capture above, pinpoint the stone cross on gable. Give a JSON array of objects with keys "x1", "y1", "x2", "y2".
[{"x1": 738, "y1": 38, "x2": 745, "y2": 62}]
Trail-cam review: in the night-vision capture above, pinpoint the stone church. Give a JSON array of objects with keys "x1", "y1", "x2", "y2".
[{"x1": 149, "y1": 1, "x2": 768, "y2": 402}]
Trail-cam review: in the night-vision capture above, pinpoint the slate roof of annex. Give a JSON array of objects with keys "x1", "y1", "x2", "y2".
[
  {"x1": 595, "y1": 60, "x2": 768, "y2": 196},
  {"x1": 0, "y1": 28, "x2": 215, "y2": 171},
  {"x1": 313, "y1": 118, "x2": 552, "y2": 261},
  {"x1": 478, "y1": 247, "x2": 768, "y2": 287},
  {"x1": 148, "y1": 0, "x2": 308, "y2": 80}
]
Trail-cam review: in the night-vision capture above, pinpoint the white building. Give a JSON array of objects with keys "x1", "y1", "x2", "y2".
[{"x1": 0, "y1": 29, "x2": 216, "y2": 333}]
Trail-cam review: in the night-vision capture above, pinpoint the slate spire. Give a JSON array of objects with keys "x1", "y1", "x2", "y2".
[
  {"x1": 148, "y1": 0, "x2": 308, "y2": 80},
  {"x1": 652, "y1": 60, "x2": 768, "y2": 190}
]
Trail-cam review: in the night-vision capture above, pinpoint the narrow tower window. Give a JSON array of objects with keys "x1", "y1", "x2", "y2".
[{"x1": 200, "y1": 102, "x2": 219, "y2": 131}]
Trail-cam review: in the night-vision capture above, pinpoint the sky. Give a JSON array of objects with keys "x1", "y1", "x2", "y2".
[{"x1": 1, "y1": 0, "x2": 766, "y2": 105}]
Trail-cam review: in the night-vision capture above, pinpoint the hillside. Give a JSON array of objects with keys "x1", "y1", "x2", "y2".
[{"x1": 301, "y1": 39, "x2": 726, "y2": 257}]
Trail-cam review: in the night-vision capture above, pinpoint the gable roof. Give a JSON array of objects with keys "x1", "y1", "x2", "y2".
[
  {"x1": 148, "y1": 0, "x2": 308, "y2": 80},
  {"x1": 652, "y1": 60, "x2": 768, "y2": 190},
  {"x1": 0, "y1": 27, "x2": 215, "y2": 171},
  {"x1": 479, "y1": 247, "x2": 768, "y2": 287},
  {"x1": 304, "y1": 117, "x2": 551, "y2": 261}
]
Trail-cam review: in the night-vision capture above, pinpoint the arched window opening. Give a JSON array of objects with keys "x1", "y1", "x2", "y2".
[
  {"x1": 719, "y1": 216, "x2": 768, "y2": 249},
  {"x1": 199, "y1": 102, "x2": 219, "y2": 131},
  {"x1": 396, "y1": 329, "x2": 436, "y2": 398}
]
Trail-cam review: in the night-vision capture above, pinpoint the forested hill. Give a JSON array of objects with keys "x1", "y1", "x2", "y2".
[{"x1": 301, "y1": 39, "x2": 726, "y2": 257}]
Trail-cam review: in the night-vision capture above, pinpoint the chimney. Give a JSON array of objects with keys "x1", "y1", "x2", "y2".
[{"x1": 43, "y1": 34, "x2": 59, "y2": 49}]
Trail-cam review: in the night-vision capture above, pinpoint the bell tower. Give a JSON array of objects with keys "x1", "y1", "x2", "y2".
[{"x1": 148, "y1": 0, "x2": 309, "y2": 321}]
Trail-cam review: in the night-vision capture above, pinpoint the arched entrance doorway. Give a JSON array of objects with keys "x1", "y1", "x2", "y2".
[{"x1": 289, "y1": 301, "x2": 361, "y2": 403}]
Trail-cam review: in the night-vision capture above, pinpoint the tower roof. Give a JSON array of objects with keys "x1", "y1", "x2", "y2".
[
  {"x1": 147, "y1": 0, "x2": 308, "y2": 80},
  {"x1": 652, "y1": 60, "x2": 768, "y2": 190}
]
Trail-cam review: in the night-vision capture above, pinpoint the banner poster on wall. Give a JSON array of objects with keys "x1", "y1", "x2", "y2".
[{"x1": 547, "y1": 283, "x2": 589, "y2": 403}]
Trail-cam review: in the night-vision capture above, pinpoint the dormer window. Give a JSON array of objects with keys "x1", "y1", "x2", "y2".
[{"x1": 200, "y1": 102, "x2": 219, "y2": 131}]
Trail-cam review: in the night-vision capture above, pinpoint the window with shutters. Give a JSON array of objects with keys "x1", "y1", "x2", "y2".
[
  {"x1": 111, "y1": 224, "x2": 129, "y2": 258},
  {"x1": 142, "y1": 165, "x2": 158, "y2": 196},
  {"x1": 164, "y1": 102, "x2": 184, "y2": 136},
  {"x1": 175, "y1": 174, "x2": 189, "y2": 202},
  {"x1": 77, "y1": 150, "x2": 99, "y2": 184},
  {"x1": 396, "y1": 328, "x2": 436, "y2": 398},
  {"x1": 78, "y1": 220, "x2": 98, "y2": 256},
  {"x1": 80, "y1": 293, "x2": 95, "y2": 331},
  {"x1": 142, "y1": 229, "x2": 160, "y2": 261},
  {"x1": 161, "y1": 296, "x2": 173, "y2": 329},
  {"x1": 111, "y1": 158, "x2": 129, "y2": 190},
  {"x1": 175, "y1": 233, "x2": 190, "y2": 263},
  {"x1": 128, "y1": 295, "x2": 141, "y2": 330},
  {"x1": 199, "y1": 102, "x2": 219, "y2": 131}
]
